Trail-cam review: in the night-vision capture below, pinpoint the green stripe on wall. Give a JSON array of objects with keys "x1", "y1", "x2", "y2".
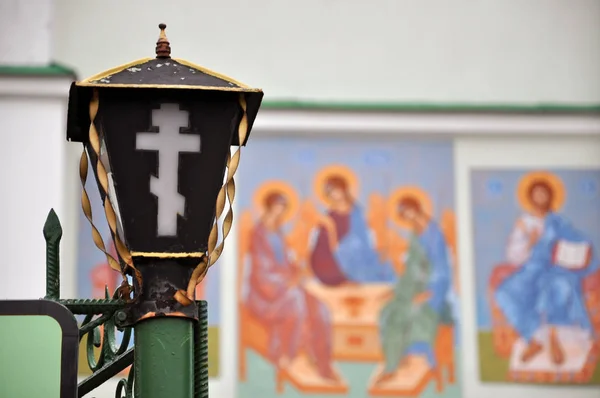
[
  {"x1": 0, "y1": 63, "x2": 76, "y2": 78},
  {"x1": 261, "y1": 100, "x2": 600, "y2": 114},
  {"x1": 2, "y1": 63, "x2": 597, "y2": 115}
]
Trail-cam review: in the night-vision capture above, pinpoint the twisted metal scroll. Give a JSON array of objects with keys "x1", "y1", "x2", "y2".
[
  {"x1": 82, "y1": 290, "x2": 132, "y2": 371},
  {"x1": 79, "y1": 150, "x2": 126, "y2": 281},
  {"x1": 187, "y1": 94, "x2": 249, "y2": 298},
  {"x1": 75, "y1": 287, "x2": 134, "y2": 397},
  {"x1": 115, "y1": 365, "x2": 135, "y2": 398},
  {"x1": 44, "y1": 210, "x2": 213, "y2": 397},
  {"x1": 80, "y1": 89, "x2": 142, "y2": 299},
  {"x1": 44, "y1": 209, "x2": 133, "y2": 397}
]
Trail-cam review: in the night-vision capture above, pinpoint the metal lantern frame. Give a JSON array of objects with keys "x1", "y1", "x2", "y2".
[{"x1": 41, "y1": 24, "x2": 263, "y2": 398}]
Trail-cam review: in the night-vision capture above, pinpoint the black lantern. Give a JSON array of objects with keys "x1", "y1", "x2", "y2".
[{"x1": 66, "y1": 24, "x2": 263, "y2": 324}]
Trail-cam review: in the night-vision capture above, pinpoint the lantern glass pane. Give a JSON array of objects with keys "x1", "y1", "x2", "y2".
[
  {"x1": 135, "y1": 103, "x2": 200, "y2": 237},
  {"x1": 99, "y1": 135, "x2": 126, "y2": 243},
  {"x1": 92, "y1": 90, "x2": 241, "y2": 254}
]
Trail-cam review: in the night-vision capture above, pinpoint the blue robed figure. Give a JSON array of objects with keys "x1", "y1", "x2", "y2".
[
  {"x1": 495, "y1": 178, "x2": 599, "y2": 364},
  {"x1": 308, "y1": 173, "x2": 396, "y2": 286}
]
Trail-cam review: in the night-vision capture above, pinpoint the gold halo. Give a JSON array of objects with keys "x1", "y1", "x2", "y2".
[
  {"x1": 388, "y1": 186, "x2": 434, "y2": 229},
  {"x1": 253, "y1": 180, "x2": 300, "y2": 224},
  {"x1": 314, "y1": 164, "x2": 359, "y2": 206},
  {"x1": 517, "y1": 171, "x2": 565, "y2": 213}
]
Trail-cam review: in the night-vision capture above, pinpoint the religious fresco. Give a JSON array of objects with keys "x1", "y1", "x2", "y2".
[
  {"x1": 237, "y1": 138, "x2": 460, "y2": 397},
  {"x1": 76, "y1": 181, "x2": 222, "y2": 378},
  {"x1": 472, "y1": 169, "x2": 600, "y2": 384}
]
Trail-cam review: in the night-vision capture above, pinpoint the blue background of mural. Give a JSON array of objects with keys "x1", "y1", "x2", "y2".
[
  {"x1": 471, "y1": 169, "x2": 600, "y2": 330},
  {"x1": 238, "y1": 137, "x2": 455, "y2": 220}
]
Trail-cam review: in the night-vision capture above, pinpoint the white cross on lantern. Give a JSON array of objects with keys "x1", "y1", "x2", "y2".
[{"x1": 136, "y1": 103, "x2": 201, "y2": 236}]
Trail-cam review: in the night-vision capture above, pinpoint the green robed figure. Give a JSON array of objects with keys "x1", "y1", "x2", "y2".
[{"x1": 376, "y1": 194, "x2": 454, "y2": 385}]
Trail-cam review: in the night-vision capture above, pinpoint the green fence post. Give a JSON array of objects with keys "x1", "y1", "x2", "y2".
[{"x1": 43, "y1": 209, "x2": 62, "y2": 300}]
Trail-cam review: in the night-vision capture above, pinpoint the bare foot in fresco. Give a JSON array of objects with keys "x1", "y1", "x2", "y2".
[
  {"x1": 278, "y1": 356, "x2": 291, "y2": 370},
  {"x1": 375, "y1": 372, "x2": 396, "y2": 385},
  {"x1": 305, "y1": 353, "x2": 339, "y2": 383},
  {"x1": 320, "y1": 367, "x2": 340, "y2": 383},
  {"x1": 396, "y1": 356, "x2": 415, "y2": 373},
  {"x1": 520, "y1": 339, "x2": 543, "y2": 363},
  {"x1": 549, "y1": 328, "x2": 565, "y2": 365},
  {"x1": 375, "y1": 357, "x2": 412, "y2": 385}
]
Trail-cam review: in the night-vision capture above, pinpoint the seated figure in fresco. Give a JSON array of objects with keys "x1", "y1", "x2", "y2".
[
  {"x1": 245, "y1": 190, "x2": 339, "y2": 381},
  {"x1": 307, "y1": 167, "x2": 397, "y2": 286},
  {"x1": 376, "y1": 193, "x2": 453, "y2": 385},
  {"x1": 495, "y1": 175, "x2": 599, "y2": 365}
]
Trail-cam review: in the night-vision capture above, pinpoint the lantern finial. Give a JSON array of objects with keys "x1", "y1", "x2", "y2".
[{"x1": 156, "y1": 23, "x2": 171, "y2": 59}]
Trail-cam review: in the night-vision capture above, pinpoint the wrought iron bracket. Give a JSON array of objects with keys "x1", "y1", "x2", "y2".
[{"x1": 43, "y1": 209, "x2": 209, "y2": 397}]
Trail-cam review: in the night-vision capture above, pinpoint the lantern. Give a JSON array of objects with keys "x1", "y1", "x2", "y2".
[{"x1": 66, "y1": 24, "x2": 263, "y2": 325}]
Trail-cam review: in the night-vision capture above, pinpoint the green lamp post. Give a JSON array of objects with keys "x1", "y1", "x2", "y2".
[{"x1": 62, "y1": 24, "x2": 263, "y2": 397}]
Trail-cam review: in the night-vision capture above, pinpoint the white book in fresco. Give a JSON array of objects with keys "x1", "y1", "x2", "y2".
[{"x1": 553, "y1": 240, "x2": 591, "y2": 270}]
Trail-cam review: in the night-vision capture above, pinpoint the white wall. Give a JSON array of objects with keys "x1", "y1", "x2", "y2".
[
  {"x1": 52, "y1": 0, "x2": 600, "y2": 105},
  {"x1": 0, "y1": 79, "x2": 78, "y2": 300},
  {"x1": 0, "y1": 0, "x2": 54, "y2": 66},
  {"x1": 0, "y1": 0, "x2": 78, "y2": 301}
]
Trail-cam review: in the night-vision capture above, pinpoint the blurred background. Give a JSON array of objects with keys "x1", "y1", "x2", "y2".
[{"x1": 1, "y1": 1, "x2": 599, "y2": 398}]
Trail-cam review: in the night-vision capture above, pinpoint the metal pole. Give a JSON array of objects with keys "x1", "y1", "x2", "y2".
[
  {"x1": 134, "y1": 317, "x2": 194, "y2": 398},
  {"x1": 128, "y1": 256, "x2": 202, "y2": 397}
]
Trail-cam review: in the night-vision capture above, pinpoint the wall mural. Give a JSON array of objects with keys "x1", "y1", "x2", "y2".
[
  {"x1": 76, "y1": 178, "x2": 221, "y2": 378},
  {"x1": 472, "y1": 169, "x2": 600, "y2": 384},
  {"x1": 237, "y1": 137, "x2": 460, "y2": 397}
]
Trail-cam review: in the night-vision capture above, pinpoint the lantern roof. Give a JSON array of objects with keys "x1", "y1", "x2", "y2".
[
  {"x1": 67, "y1": 24, "x2": 263, "y2": 146},
  {"x1": 76, "y1": 24, "x2": 261, "y2": 93},
  {"x1": 76, "y1": 57, "x2": 260, "y2": 92}
]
